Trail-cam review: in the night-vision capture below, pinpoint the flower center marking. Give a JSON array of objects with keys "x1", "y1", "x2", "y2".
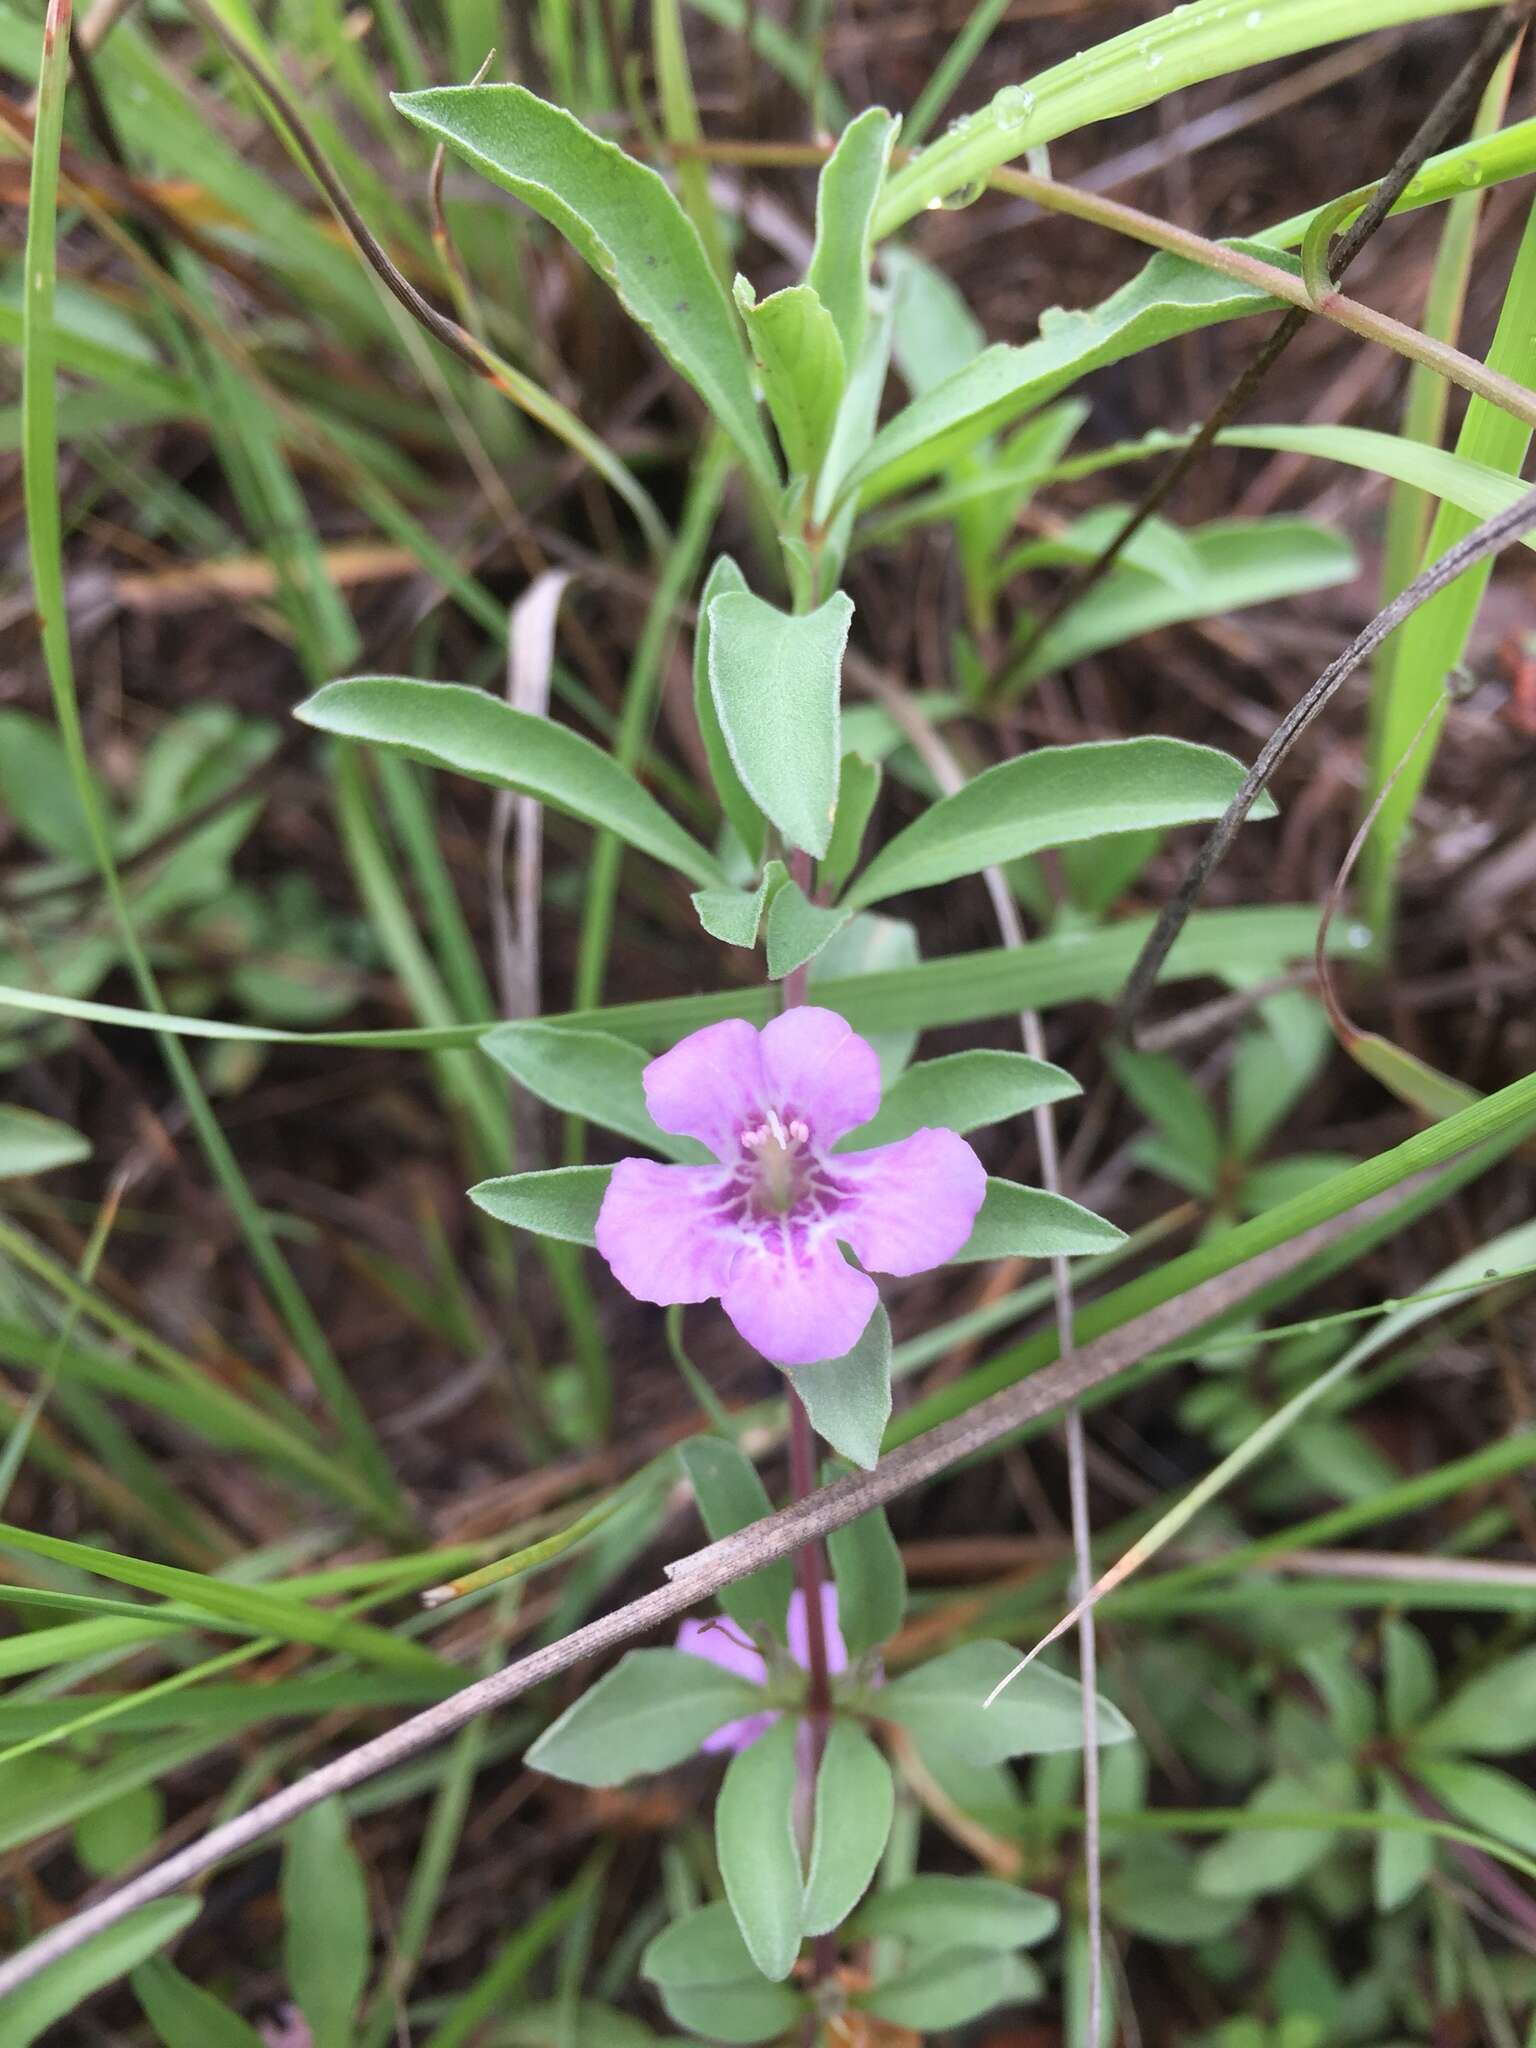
[{"x1": 740, "y1": 1108, "x2": 812, "y2": 1215}]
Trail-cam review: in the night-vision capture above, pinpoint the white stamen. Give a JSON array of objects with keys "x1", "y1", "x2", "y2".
[{"x1": 789, "y1": 1119, "x2": 809, "y2": 1143}]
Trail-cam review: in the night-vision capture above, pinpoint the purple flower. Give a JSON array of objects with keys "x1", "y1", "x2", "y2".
[
  {"x1": 677, "y1": 1586, "x2": 849, "y2": 1754},
  {"x1": 594, "y1": 1008, "x2": 987, "y2": 1367}
]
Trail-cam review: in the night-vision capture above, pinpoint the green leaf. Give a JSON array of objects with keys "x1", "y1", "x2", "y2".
[
  {"x1": 642, "y1": 1901, "x2": 763, "y2": 1987},
  {"x1": 707, "y1": 589, "x2": 853, "y2": 859},
  {"x1": 295, "y1": 678, "x2": 723, "y2": 887},
  {"x1": 0, "y1": 708, "x2": 93, "y2": 861},
  {"x1": 0, "y1": 1898, "x2": 198, "y2": 2048},
  {"x1": 876, "y1": 1639, "x2": 1134, "y2": 1761},
  {"x1": 733, "y1": 278, "x2": 845, "y2": 479},
  {"x1": 846, "y1": 248, "x2": 1285, "y2": 507},
  {"x1": 803, "y1": 1720, "x2": 894, "y2": 1934},
  {"x1": 282, "y1": 1800, "x2": 370, "y2": 2048},
  {"x1": 717, "y1": 1713, "x2": 803, "y2": 1980},
  {"x1": 393, "y1": 85, "x2": 777, "y2": 490},
  {"x1": 807, "y1": 108, "x2": 899, "y2": 367},
  {"x1": 654, "y1": 1980, "x2": 804, "y2": 2045},
  {"x1": 839, "y1": 1049, "x2": 1078, "y2": 1151},
  {"x1": 821, "y1": 750, "x2": 881, "y2": 899},
  {"x1": 74, "y1": 1782, "x2": 163, "y2": 1876},
  {"x1": 468, "y1": 1165, "x2": 611, "y2": 1247},
  {"x1": 826, "y1": 1503, "x2": 906, "y2": 1657},
  {"x1": 643, "y1": 1889, "x2": 835, "y2": 2036},
  {"x1": 1372, "y1": 1771, "x2": 1432, "y2": 1913},
  {"x1": 1419, "y1": 1645, "x2": 1536, "y2": 1756},
  {"x1": 692, "y1": 862, "x2": 783, "y2": 949},
  {"x1": 693, "y1": 554, "x2": 765, "y2": 865},
  {"x1": 527, "y1": 1647, "x2": 766, "y2": 1786},
  {"x1": 885, "y1": 246, "x2": 986, "y2": 396},
  {"x1": 0, "y1": 1104, "x2": 91, "y2": 1179},
  {"x1": 479, "y1": 1022, "x2": 701, "y2": 1161},
  {"x1": 1194, "y1": 1773, "x2": 1348, "y2": 1898},
  {"x1": 787, "y1": 1306, "x2": 891, "y2": 1470},
  {"x1": 0, "y1": 1520, "x2": 448, "y2": 1678},
  {"x1": 1014, "y1": 520, "x2": 1356, "y2": 686},
  {"x1": 953, "y1": 1180, "x2": 1126, "y2": 1262},
  {"x1": 1108, "y1": 1045, "x2": 1223, "y2": 1198},
  {"x1": 1411, "y1": 1755, "x2": 1536, "y2": 1856},
  {"x1": 1383, "y1": 1619, "x2": 1438, "y2": 1737},
  {"x1": 676, "y1": 1437, "x2": 792, "y2": 1638},
  {"x1": 860, "y1": 1949, "x2": 1042, "y2": 2027},
  {"x1": 847, "y1": 1873, "x2": 1058, "y2": 1950},
  {"x1": 846, "y1": 737, "x2": 1273, "y2": 908},
  {"x1": 133, "y1": 1959, "x2": 267, "y2": 2048},
  {"x1": 1106, "y1": 1841, "x2": 1246, "y2": 1944},
  {"x1": 764, "y1": 876, "x2": 849, "y2": 979}
]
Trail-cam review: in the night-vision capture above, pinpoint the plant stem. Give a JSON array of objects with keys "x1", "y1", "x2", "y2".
[{"x1": 779, "y1": 853, "x2": 836, "y2": 1990}]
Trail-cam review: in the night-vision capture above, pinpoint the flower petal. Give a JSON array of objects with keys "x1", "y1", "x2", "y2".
[
  {"x1": 721, "y1": 1221, "x2": 879, "y2": 1367},
  {"x1": 676, "y1": 1617, "x2": 776, "y2": 1754},
  {"x1": 760, "y1": 1007, "x2": 881, "y2": 1145},
  {"x1": 786, "y1": 1584, "x2": 848, "y2": 1678},
  {"x1": 831, "y1": 1128, "x2": 988, "y2": 1275},
  {"x1": 595, "y1": 1159, "x2": 740, "y2": 1305},
  {"x1": 641, "y1": 1018, "x2": 765, "y2": 1162}
]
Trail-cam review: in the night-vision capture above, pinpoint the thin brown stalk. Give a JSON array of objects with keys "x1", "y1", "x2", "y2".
[
  {"x1": 1012, "y1": 0, "x2": 1534, "y2": 674},
  {"x1": 1117, "y1": 484, "x2": 1536, "y2": 1044},
  {"x1": 0, "y1": 1199, "x2": 1399, "y2": 1999}
]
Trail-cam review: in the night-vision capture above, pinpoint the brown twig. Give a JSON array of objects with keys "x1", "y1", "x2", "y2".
[
  {"x1": 0, "y1": 1196, "x2": 1407, "y2": 1999},
  {"x1": 1012, "y1": 0, "x2": 1534, "y2": 675},
  {"x1": 1116, "y1": 483, "x2": 1536, "y2": 1044}
]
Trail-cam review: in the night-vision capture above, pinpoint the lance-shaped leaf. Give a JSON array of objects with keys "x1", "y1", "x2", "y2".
[
  {"x1": 764, "y1": 878, "x2": 849, "y2": 980},
  {"x1": 842, "y1": 247, "x2": 1287, "y2": 508},
  {"x1": 0, "y1": 1105, "x2": 91, "y2": 1179},
  {"x1": 394, "y1": 85, "x2": 778, "y2": 490},
  {"x1": 840, "y1": 1049, "x2": 1078, "y2": 1150},
  {"x1": 803, "y1": 1721, "x2": 894, "y2": 1935},
  {"x1": 847, "y1": 736, "x2": 1273, "y2": 908},
  {"x1": 708, "y1": 590, "x2": 852, "y2": 859},
  {"x1": 677, "y1": 1436, "x2": 793, "y2": 1638},
  {"x1": 717, "y1": 1715, "x2": 803, "y2": 1980},
  {"x1": 469, "y1": 1165, "x2": 611, "y2": 1246},
  {"x1": 787, "y1": 1306, "x2": 892, "y2": 1470},
  {"x1": 297, "y1": 677, "x2": 724, "y2": 887},
  {"x1": 877, "y1": 1639, "x2": 1134, "y2": 1761},
  {"x1": 807, "y1": 107, "x2": 900, "y2": 367},
  {"x1": 953, "y1": 1180, "x2": 1126, "y2": 1262},
  {"x1": 694, "y1": 555, "x2": 766, "y2": 864},
  {"x1": 480, "y1": 1022, "x2": 705, "y2": 1160}
]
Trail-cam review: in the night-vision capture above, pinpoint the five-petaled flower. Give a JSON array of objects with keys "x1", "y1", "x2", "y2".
[
  {"x1": 676, "y1": 1586, "x2": 848, "y2": 1754},
  {"x1": 594, "y1": 1007, "x2": 986, "y2": 1367}
]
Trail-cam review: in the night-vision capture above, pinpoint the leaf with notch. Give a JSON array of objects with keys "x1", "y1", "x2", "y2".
[
  {"x1": 393, "y1": 85, "x2": 778, "y2": 490},
  {"x1": 734, "y1": 278, "x2": 844, "y2": 479},
  {"x1": 297, "y1": 678, "x2": 723, "y2": 887},
  {"x1": 847, "y1": 737, "x2": 1273, "y2": 908}
]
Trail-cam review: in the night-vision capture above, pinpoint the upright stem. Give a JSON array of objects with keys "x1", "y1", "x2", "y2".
[
  {"x1": 787, "y1": 1387, "x2": 833, "y2": 1722},
  {"x1": 779, "y1": 849, "x2": 837, "y2": 1995}
]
